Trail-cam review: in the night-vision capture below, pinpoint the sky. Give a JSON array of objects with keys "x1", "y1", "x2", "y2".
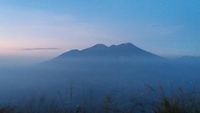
[{"x1": 0, "y1": 0, "x2": 200, "y2": 66}]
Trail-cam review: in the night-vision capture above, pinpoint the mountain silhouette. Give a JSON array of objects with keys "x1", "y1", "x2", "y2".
[
  {"x1": 56, "y1": 43, "x2": 161, "y2": 59},
  {"x1": 43, "y1": 43, "x2": 167, "y2": 71}
]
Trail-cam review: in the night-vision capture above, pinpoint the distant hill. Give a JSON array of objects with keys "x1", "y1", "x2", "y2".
[
  {"x1": 175, "y1": 56, "x2": 200, "y2": 67},
  {"x1": 177, "y1": 56, "x2": 200, "y2": 62}
]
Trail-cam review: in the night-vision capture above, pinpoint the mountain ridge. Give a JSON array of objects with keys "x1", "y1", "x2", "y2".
[{"x1": 57, "y1": 43, "x2": 162, "y2": 59}]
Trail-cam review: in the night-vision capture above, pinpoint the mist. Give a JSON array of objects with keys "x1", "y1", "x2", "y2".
[{"x1": 0, "y1": 44, "x2": 199, "y2": 108}]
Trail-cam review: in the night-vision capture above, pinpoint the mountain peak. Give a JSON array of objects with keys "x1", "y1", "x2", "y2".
[
  {"x1": 91, "y1": 44, "x2": 107, "y2": 49},
  {"x1": 119, "y1": 43, "x2": 135, "y2": 47},
  {"x1": 112, "y1": 43, "x2": 137, "y2": 48}
]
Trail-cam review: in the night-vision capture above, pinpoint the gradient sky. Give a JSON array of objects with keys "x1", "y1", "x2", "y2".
[{"x1": 0, "y1": 0, "x2": 200, "y2": 65}]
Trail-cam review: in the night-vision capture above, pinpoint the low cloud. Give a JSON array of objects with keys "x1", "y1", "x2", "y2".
[{"x1": 21, "y1": 48, "x2": 60, "y2": 51}]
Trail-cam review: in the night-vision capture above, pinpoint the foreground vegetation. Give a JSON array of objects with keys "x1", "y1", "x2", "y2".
[{"x1": 0, "y1": 86, "x2": 200, "y2": 113}]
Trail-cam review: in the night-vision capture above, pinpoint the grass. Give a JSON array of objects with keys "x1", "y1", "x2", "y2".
[{"x1": 0, "y1": 87, "x2": 200, "y2": 113}]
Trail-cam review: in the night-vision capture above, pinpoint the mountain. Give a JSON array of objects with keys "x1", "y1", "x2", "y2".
[
  {"x1": 56, "y1": 43, "x2": 162, "y2": 59},
  {"x1": 43, "y1": 43, "x2": 166, "y2": 72}
]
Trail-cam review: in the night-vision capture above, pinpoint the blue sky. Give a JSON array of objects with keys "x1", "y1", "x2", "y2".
[{"x1": 0, "y1": 0, "x2": 200, "y2": 63}]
